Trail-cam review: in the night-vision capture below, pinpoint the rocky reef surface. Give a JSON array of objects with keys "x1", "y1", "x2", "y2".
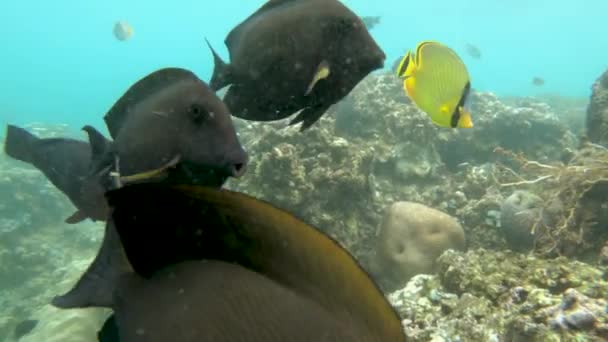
[
  {"x1": 1, "y1": 68, "x2": 606, "y2": 341},
  {"x1": 587, "y1": 69, "x2": 608, "y2": 146},
  {"x1": 0, "y1": 124, "x2": 107, "y2": 341},
  {"x1": 389, "y1": 249, "x2": 608, "y2": 341}
]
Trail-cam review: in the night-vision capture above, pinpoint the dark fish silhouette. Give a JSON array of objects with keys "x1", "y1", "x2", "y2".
[
  {"x1": 465, "y1": 43, "x2": 481, "y2": 59},
  {"x1": 532, "y1": 77, "x2": 545, "y2": 86},
  {"x1": 4, "y1": 125, "x2": 110, "y2": 223},
  {"x1": 85, "y1": 67, "x2": 248, "y2": 187},
  {"x1": 97, "y1": 314, "x2": 120, "y2": 342},
  {"x1": 13, "y1": 319, "x2": 38, "y2": 340},
  {"x1": 55, "y1": 184, "x2": 406, "y2": 342},
  {"x1": 207, "y1": 0, "x2": 386, "y2": 131}
]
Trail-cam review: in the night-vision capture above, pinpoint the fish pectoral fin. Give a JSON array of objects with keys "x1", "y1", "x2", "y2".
[
  {"x1": 65, "y1": 210, "x2": 88, "y2": 224},
  {"x1": 289, "y1": 104, "x2": 330, "y2": 131},
  {"x1": 305, "y1": 60, "x2": 331, "y2": 96},
  {"x1": 440, "y1": 104, "x2": 450, "y2": 114}
]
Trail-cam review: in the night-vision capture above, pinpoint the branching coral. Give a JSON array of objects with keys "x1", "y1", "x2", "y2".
[{"x1": 491, "y1": 142, "x2": 608, "y2": 256}]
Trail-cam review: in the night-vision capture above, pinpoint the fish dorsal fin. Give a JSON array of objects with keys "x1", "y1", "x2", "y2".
[
  {"x1": 225, "y1": 0, "x2": 299, "y2": 50},
  {"x1": 104, "y1": 68, "x2": 197, "y2": 138},
  {"x1": 106, "y1": 183, "x2": 406, "y2": 341}
]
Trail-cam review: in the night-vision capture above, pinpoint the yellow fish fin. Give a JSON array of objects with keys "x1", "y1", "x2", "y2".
[
  {"x1": 440, "y1": 104, "x2": 450, "y2": 114},
  {"x1": 457, "y1": 107, "x2": 474, "y2": 128},
  {"x1": 414, "y1": 41, "x2": 440, "y2": 67},
  {"x1": 305, "y1": 60, "x2": 330, "y2": 95},
  {"x1": 404, "y1": 76, "x2": 416, "y2": 97}
]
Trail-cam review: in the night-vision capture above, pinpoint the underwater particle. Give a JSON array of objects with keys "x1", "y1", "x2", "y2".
[
  {"x1": 374, "y1": 201, "x2": 466, "y2": 291},
  {"x1": 464, "y1": 43, "x2": 481, "y2": 59},
  {"x1": 532, "y1": 77, "x2": 545, "y2": 86},
  {"x1": 14, "y1": 319, "x2": 38, "y2": 339},
  {"x1": 395, "y1": 41, "x2": 474, "y2": 128},
  {"x1": 360, "y1": 15, "x2": 381, "y2": 30},
  {"x1": 205, "y1": 0, "x2": 385, "y2": 131},
  {"x1": 113, "y1": 20, "x2": 133, "y2": 41}
]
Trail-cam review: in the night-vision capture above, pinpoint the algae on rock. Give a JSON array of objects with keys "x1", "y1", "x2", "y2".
[
  {"x1": 388, "y1": 249, "x2": 608, "y2": 341},
  {"x1": 587, "y1": 69, "x2": 608, "y2": 146}
]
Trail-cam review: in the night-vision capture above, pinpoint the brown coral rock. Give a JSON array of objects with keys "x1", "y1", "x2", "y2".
[
  {"x1": 586, "y1": 69, "x2": 608, "y2": 146},
  {"x1": 375, "y1": 201, "x2": 466, "y2": 291}
]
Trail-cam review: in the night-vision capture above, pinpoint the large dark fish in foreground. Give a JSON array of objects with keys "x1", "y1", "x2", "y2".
[
  {"x1": 86, "y1": 67, "x2": 248, "y2": 188},
  {"x1": 3, "y1": 124, "x2": 111, "y2": 223},
  {"x1": 54, "y1": 183, "x2": 406, "y2": 341},
  {"x1": 207, "y1": 0, "x2": 386, "y2": 131}
]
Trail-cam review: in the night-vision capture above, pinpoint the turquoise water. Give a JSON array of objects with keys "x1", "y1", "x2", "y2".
[{"x1": 1, "y1": 0, "x2": 607, "y2": 130}]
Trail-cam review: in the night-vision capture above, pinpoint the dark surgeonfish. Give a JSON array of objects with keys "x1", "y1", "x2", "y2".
[
  {"x1": 3, "y1": 124, "x2": 111, "y2": 223},
  {"x1": 206, "y1": 0, "x2": 386, "y2": 131},
  {"x1": 85, "y1": 67, "x2": 248, "y2": 188},
  {"x1": 54, "y1": 183, "x2": 406, "y2": 341}
]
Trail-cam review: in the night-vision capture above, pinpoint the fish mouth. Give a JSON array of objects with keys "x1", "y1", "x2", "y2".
[{"x1": 222, "y1": 148, "x2": 249, "y2": 178}]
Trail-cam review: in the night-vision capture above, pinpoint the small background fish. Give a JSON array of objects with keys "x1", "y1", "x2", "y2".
[
  {"x1": 532, "y1": 77, "x2": 545, "y2": 86},
  {"x1": 464, "y1": 43, "x2": 482, "y2": 59},
  {"x1": 360, "y1": 16, "x2": 381, "y2": 30}
]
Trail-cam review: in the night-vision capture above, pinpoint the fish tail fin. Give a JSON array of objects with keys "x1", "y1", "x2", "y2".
[
  {"x1": 205, "y1": 38, "x2": 233, "y2": 91},
  {"x1": 4, "y1": 124, "x2": 38, "y2": 164},
  {"x1": 52, "y1": 222, "x2": 132, "y2": 309}
]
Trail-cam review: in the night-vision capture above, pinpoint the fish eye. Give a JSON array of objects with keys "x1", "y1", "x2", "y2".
[{"x1": 189, "y1": 104, "x2": 209, "y2": 124}]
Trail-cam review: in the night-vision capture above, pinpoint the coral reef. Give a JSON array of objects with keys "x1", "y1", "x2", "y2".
[
  {"x1": 373, "y1": 201, "x2": 465, "y2": 291},
  {"x1": 499, "y1": 190, "x2": 563, "y2": 252},
  {"x1": 586, "y1": 68, "x2": 608, "y2": 146},
  {"x1": 493, "y1": 143, "x2": 608, "y2": 259},
  {"x1": 389, "y1": 249, "x2": 608, "y2": 341},
  {"x1": 227, "y1": 72, "x2": 585, "y2": 261},
  {"x1": 0, "y1": 71, "x2": 603, "y2": 340}
]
